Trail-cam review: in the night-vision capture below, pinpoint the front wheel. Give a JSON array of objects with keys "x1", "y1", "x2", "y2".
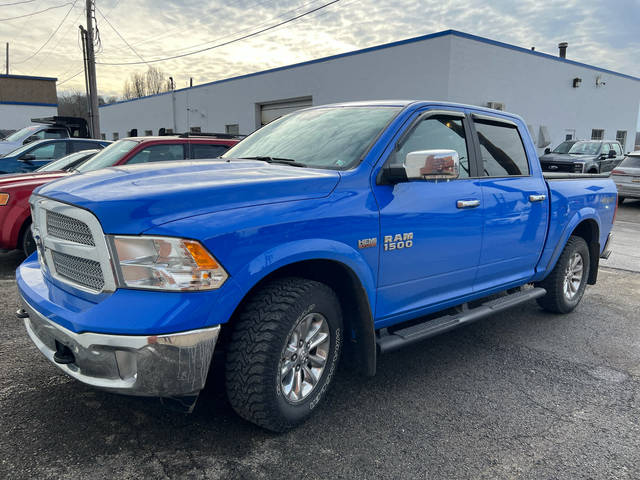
[
  {"x1": 225, "y1": 277, "x2": 343, "y2": 432},
  {"x1": 21, "y1": 223, "x2": 36, "y2": 257},
  {"x1": 536, "y1": 236, "x2": 590, "y2": 313}
]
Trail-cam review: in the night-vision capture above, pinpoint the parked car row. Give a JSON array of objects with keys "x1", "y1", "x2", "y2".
[
  {"x1": 0, "y1": 134, "x2": 239, "y2": 255},
  {"x1": 539, "y1": 139, "x2": 625, "y2": 174}
]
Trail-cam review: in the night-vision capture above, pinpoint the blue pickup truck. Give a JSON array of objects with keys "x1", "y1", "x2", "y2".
[{"x1": 16, "y1": 101, "x2": 616, "y2": 432}]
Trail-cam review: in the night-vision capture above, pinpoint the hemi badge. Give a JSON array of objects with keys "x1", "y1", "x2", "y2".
[{"x1": 358, "y1": 237, "x2": 377, "y2": 249}]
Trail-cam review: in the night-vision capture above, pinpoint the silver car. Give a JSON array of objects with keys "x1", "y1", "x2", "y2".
[{"x1": 612, "y1": 152, "x2": 640, "y2": 204}]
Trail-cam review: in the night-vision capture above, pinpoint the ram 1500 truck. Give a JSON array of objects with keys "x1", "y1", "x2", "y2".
[{"x1": 16, "y1": 101, "x2": 616, "y2": 432}]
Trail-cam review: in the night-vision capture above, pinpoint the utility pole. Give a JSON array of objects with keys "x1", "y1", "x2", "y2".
[
  {"x1": 5, "y1": 43, "x2": 8, "y2": 75},
  {"x1": 85, "y1": 0, "x2": 100, "y2": 138},
  {"x1": 79, "y1": 27, "x2": 91, "y2": 123}
]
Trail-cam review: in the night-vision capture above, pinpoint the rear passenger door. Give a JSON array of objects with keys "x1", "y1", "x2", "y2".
[{"x1": 470, "y1": 113, "x2": 549, "y2": 291}]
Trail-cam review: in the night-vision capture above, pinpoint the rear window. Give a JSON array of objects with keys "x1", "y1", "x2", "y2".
[
  {"x1": 474, "y1": 121, "x2": 529, "y2": 176},
  {"x1": 620, "y1": 155, "x2": 640, "y2": 168},
  {"x1": 191, "y1": 143, "x2": 229, "y2": 159}
]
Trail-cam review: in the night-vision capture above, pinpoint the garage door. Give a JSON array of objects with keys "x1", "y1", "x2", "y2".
[{"x1": 260, "y1": 97, "x2": 312, "y2": 126}]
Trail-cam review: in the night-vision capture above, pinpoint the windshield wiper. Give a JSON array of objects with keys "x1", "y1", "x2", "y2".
[{"x1": 240, "y1": 156, "x2": 307, "y2": 167}]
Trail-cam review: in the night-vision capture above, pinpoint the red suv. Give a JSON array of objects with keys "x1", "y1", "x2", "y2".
[{"x1": 0, "y1": 135, "x2": 239, "y2": 255}]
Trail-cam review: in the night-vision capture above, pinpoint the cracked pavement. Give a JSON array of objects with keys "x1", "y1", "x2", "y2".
[{"x1": 1, "y1": 202, "x2": 639, "y2": 479}]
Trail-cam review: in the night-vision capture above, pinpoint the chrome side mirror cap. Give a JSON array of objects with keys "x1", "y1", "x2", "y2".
[{"x1": 404, "y1": 149, "x2": 460, "y2": 181}]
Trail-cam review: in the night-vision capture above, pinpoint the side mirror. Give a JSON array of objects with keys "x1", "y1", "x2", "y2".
[
  {"x1": 20, "y1": 154, "x2": 36, "y2": 162},
  {"x1": 23, "y1": 136, "x2": 39, "y2": 145},
  {"x1": 544, "y1": 147, "x2": 551, "y2": 154},
  {"x1": 404, "y1": 150, "x2": 460, "y2": 181},
  {"x1": 608, "y1": 149, "x2": 616, "y2": 158}
]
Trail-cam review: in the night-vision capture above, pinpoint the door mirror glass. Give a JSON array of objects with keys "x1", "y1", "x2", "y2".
[
  {"x1": 544, "y1": 147, "x2": 551, "y2": 154},
  {"x1": 404, "y1": 149, "x2": 460, "y2": 180},
  {"x1": 23, "y1": 135, "x2": 39, "y2": 145},
  {"x1": 20, "y1": 153, "x2": 36, "y2": 162},
  {"x1": 608, "y1": 149, "x2": 616, "y2": 158}
]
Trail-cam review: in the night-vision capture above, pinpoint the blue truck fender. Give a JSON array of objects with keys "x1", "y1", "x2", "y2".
[
  {"x1": 534, "y1": 206, "x2": 602, "y2": 284},
  {"x1": 221, "y1": 238, "x2": 378, "y2": 376}
]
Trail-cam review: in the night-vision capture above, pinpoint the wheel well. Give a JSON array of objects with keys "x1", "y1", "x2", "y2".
[
  {"x1": 17, "y1": 217, "x2": 32, "y2": 250},
  {"x1": 571, "y1": 219, "x2": 600, "y2": 284},
  {"x1": 220, "y1": 259, "x2": 377, "y2": 376},
  {"x1": 587, "y1": 168, "x2": 598, "y2": 173}
]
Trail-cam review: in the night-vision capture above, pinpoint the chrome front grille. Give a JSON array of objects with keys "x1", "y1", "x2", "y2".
[
  {"x1": 46, "y1": 210, "x2": 95, "y2": 246},
  {"x1": 31, "y1": 196, "x2": 116, "y2": 294},
  {"x1": 51, "y1": 251, "x2": 105, "y2": 291}
]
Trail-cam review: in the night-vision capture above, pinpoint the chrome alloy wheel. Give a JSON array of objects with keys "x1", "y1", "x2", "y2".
[
  {"x1": 279, "y1": 312, "x2": 330, "y2": 404},
  {"x1": 563, "y1": 251, "x2": 584, "y2": 300}
]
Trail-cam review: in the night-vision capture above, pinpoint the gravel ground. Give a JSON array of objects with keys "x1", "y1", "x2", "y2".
[{"x1": 0, "y1": 202, "x2": 639, "y2": 479}]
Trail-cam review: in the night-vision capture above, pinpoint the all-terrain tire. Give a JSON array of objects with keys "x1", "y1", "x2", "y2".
[
  {"x1": 21, "y1": 222, "x2": 36, "y2": 257},
  {"x1": 225, "y1": 277, "x2": 343, "y2": 432},
  {"x1": 536, "y1": 236, "x2": 590, "y2": 314}
]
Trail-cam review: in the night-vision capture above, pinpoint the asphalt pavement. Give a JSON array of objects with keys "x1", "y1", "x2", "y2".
[{"x1": 1, "y1": 202, "x2": 639, "y2": 479}]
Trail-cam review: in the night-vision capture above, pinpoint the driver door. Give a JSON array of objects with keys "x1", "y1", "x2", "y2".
[{"x1": 373, "y1": 108, "x2": 483, "y2": 324}]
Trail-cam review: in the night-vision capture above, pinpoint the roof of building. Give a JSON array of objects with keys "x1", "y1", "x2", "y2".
[
  {"x1": 100, "y1": 29, "x2": 640, "y2": 109},
  {"x1": 0, "y1": 74, "x2": 57, "y2": 82}
]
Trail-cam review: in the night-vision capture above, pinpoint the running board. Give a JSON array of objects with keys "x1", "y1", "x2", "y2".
[{"x1": 376, "y1": 287, "x2": 547, "y2": 354}]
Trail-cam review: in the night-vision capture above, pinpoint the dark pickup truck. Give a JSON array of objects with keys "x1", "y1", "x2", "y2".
[{"x1": 539, "y1": 140, "x2": 625, "y2": 174}]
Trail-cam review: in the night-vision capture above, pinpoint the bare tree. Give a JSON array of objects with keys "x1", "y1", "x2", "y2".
[{"x1": 122, "y1": 67, "x2": 168, "y2": 99}]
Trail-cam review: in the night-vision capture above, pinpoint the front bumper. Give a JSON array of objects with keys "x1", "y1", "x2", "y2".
[{"x1": 19, "y1": 297, "x2": 220, "y2": 397}]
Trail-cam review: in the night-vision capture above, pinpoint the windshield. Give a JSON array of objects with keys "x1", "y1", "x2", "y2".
[
  {"x1": 3, "y1": 125, "x2": 40, "y2": 143},
  {"x1": 2, "y1": 139, "x2": 45, "y2": 157},
  {"x1": 222, "y1": 106, "x2": 402, "y2": 169},
  {"x1": 36, "y1": 150, "x2": 96, "y2": 172},
  {"x1": 552, "y1": 141, "x2": 576, "y2": 154},
  {"x1": 568, "y1": 141, "x2": 601, "y2": 155},
  {"x1": 620, "y1": 155, "x2": 640, "y2": 169},
  {"x1": 75, "y1": 139, "x2": 138, "y2": 172}
]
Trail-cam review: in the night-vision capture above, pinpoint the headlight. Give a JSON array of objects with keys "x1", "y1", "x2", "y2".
[
  {"x1": 0, "y1": 193, "x2": 9, "y2": 206},
  {"x1": 573, "y1": 162, "x2": 584, "y2": 173},
  {"x1": 110, "y1": 236, "x2": 228, "y2": 291}
]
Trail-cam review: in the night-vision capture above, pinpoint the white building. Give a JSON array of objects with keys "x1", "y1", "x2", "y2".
[
  {"x1": 0, "y1": 74, "x2": 58, "y2": 132},
  {"x1": 99, "y1": 30, "x2": 640, "y2": 153}
]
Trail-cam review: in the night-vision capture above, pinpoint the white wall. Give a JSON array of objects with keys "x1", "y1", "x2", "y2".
[
  {"x1": 99, "y1": 35, "x2": 453, "y2": 138},
  {"x1": 447, "y1": 36, "x2": 640, "y2": 153},
  {"x1": 0, "y1": 104, "x2": 57, "y2": 130},
  {"x1": 99, "y1": 32, "x2": 640, "y2": 153}
]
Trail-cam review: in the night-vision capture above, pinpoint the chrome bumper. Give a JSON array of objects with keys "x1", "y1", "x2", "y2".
[
  {"x1": 20, "y1": 297, "x2": 220, "y2": 397},
  {"x1": 600, "y1": 233, "x2": 613, "y2": 259}
]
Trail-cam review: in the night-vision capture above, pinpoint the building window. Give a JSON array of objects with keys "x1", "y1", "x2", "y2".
[
  {"x1": 190, "y1": 126, "x2": 201, "y2": 133},
  {"x1": 100, "y1": 133, "x2": 106, "y2": 140},
  {"x1": 112, "y1": 132, "x2": 119, "y2": 140},
  {"x1": 144, "y1": 130, "x2": 153, "y2": 136},
  {"x1": 591, "y1": 129, "x2": 604, "y2": 140},
  {"x1": 616, "y1": 130, "x2": 627, "y2": 151},
  {"x1": 226, "y1": 124, "x2": 240, "y2": 135}
]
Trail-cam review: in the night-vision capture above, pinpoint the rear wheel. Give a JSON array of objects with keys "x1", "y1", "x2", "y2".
[
  {"x1": 225, "y1": 277, "x2": 343, "y2": 432},
  {"x1": 21, "y1": 222, "x2": 36, "y2": 257},
  {"x1": 536, "y1": 236, "x2": 590, "y2": 313}
]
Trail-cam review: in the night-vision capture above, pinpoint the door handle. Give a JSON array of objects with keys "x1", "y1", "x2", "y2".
[
  {"x1": 457, "y1": 199, "x2": 480, "y2": 209},
  {"x1": 529, "y1": 194, "x2": 546, "y2": 202}
]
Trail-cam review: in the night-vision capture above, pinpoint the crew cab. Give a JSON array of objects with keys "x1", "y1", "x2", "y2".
[
  {"x1": 539, "y1": 139, "x2": 625, "y2": 173},
  {"x1": 16, "y1": 101, "x2": 616, "y2": 432},
  {"x1": 0, "y1": 116, "x2": 90, "y2": 156},
  {"x1": 0, "y1": 135, "x2": 238, "y2": 255}
]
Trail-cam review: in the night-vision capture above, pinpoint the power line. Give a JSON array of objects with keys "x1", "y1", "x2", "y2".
[
  {"x1": 14, "y1": 0, "x2": 78, "y2": 65},
  {"x1": 95, "y1": 4, "x2": 148, "y2": 65},
  {"x1": 96, "y1": 0, "x2": 341, "y2": 66},
  {"x1": 57, "y1": 67, "x2": 84, "y2": 85},
  {"x1": 0, "y1": 0, "x2": 35, "y2": 6},
  {"x1": 29, "y1": 6, "x2": 84, "y2": 72},
  {"x1": 0, "y1": 2, "x2": 72, "y2": 21}
]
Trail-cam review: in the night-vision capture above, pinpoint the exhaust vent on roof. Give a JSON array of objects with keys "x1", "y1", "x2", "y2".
[
  {"x1": 486, "y1": 101, "x2": 505, "y2": 111},
  {"x1": 558, "y1": 42, "x2": 568, "y2": 58}
]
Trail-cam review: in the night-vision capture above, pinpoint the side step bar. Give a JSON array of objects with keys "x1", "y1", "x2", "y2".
[{"x1": 376, "y1": 287, "x2": 547, "y2": 354}]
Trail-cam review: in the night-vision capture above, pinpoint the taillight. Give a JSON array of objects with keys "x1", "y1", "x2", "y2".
[{"x1": 611, "y1": 169, "x2": 625, "y2": 175}]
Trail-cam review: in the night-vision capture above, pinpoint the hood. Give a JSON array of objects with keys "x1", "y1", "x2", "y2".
[
  {"x1": 36, "y1": 160, "x2": 341, "y2": 233},
  {"x1": 0, "y1": 171, "x2": 69, "y2": 191},
  {"x1": 539, "y1": 153, "x2": 594, "y2": 163}
]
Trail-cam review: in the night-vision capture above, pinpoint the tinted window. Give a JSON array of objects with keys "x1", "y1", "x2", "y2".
[
  {"x1": 568, "y1": 141, "x2": 601, "y2": 155},
  {"x1": 71, "y1": 140, "x2": 102, "y2": 153},
  {"x1": 620, "y1": 156, "x2": 640, "y2": 168},
  {"x1": 126, "y1": 144, "x2": 185, "y2": 164},
  {"x1": 391, "y1": 115, "x2": 470, "y2": 178},
  {"x1": 191, "y1": 144, "x2": 229, "y2": 159},
  {"x1": 552, "y1": 141, "x2": 575, "y2": 154},
  {"x1": 75, "y1": 139, "x2": 138, "y2": 172},
  {"x1": 602, "y1": 144, "x2": 611, "y2": 156},
  {"x1": 42, "y1": 129, "x2": 66, "y2": 139},
  {"x1": 475, "y1": 121, "x2": 529, "y2": 176},
  {"x1": 29, "y1": 141, "x2": 67, "y2": 160},
  {"x1": 613, "y1": 143, "x2": 622, "y2": 156}
]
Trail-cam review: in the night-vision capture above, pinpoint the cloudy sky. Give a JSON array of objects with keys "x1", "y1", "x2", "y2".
[{"x1": 2, "y1": 0, "x2": 639, "y2": 101}]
